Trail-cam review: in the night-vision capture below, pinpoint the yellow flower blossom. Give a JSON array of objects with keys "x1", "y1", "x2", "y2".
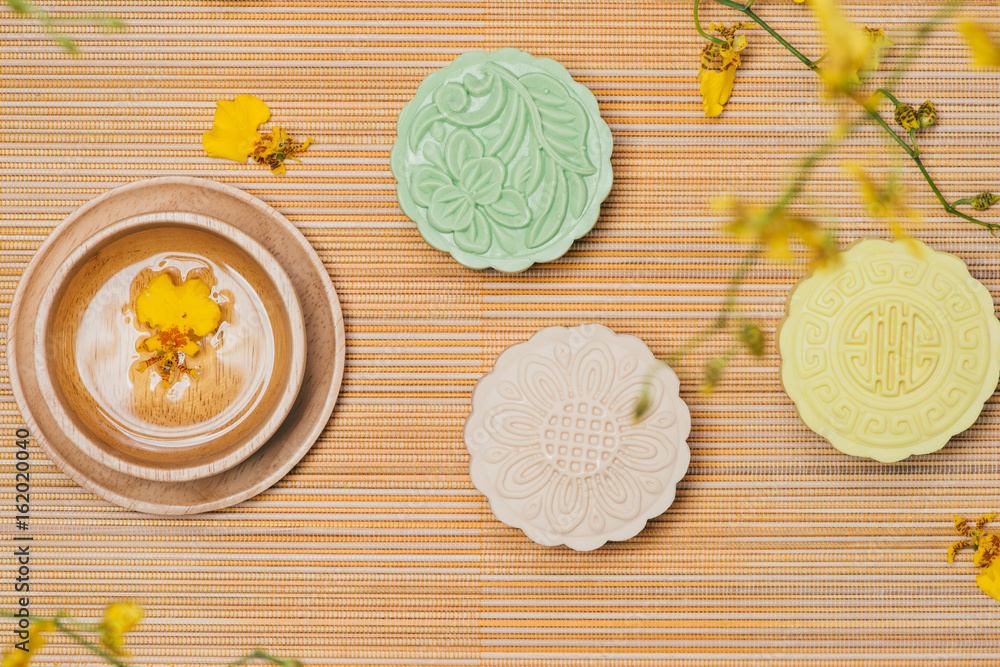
[
  {"x1": 862, "y1": 27, "x2": 894, "y2": 73},
  {"x1": 1, "y1": 621, "x2": 53, "y2": 667},
  {"x1": 959, "y1": 20, "x2": 1000, "y2": 69},
  {"x1": 251, "y1": 126, "x2": 313, "y2": 176},
  {"x1": 202, "y1": 95, "x2": 312, "y2": 174},
  {"x1": 101, "y1": 603, "x2": 144, "y2": 655},
  {"x1": 134, "y1": 274, "x2": 222, "y2": 385},
  {"x1": 846, "y1": 164, "x2": 920, "y2": 239},
  {"x1": 809, "y1": 0, "x2": 873, "y2": 91},
  {"x1": 696, "y1": 23, "x2": 749, "y2": 117},
  {"x1": 722, "y1": 197, "x2": 837, "y2": 267}
]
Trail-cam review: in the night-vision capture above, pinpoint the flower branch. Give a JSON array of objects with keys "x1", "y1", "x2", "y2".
[
  {"x1": 652, "y1": 0, "x2": 999, "y2": 403},
  {"x1": 707, "y1": 0, "x2": 997, "y2": 232},
  {"x1": 1, "y1": 606, "x2": 300, "y2": 667}
]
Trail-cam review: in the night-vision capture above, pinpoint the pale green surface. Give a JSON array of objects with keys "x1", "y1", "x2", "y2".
[
  {"x1": 391, "y1": 48, "x2": 614, "y2": 272},
  {"x1": 778, "y1": 238, "x2": 1000, "y2": 463}
]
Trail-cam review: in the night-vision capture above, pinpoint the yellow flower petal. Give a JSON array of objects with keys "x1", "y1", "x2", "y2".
[
  {"x1": 862, "y1": 27, "x2": 894, "y2": 72},
  {"x1": 809, "y1": 0, "x2": 871, "y2": 90},
  {"x1": 102, "y1": 603, "x2": 144, "y2": 655},
  {"x1": 959, "y1": 20, "x2": 1000, "y2": 69},
  {"x1": 700, "y1": 67, "x2": 737, "y2": 118},
  {"x1": 977, "y1": 561, "x2": 1000, "y2": 601},
  {"x1": 1, "y1": 622, "x2": 53, "y2": 667},
  {"x1": 135, "y1": 274, "x2": 221, "y2": 337},
  {"x1": 202, "y1": 94, "x2": 270, "y2": 162}
]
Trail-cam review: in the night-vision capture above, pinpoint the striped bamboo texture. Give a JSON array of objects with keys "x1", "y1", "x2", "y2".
[{"x1": 2, "y1": 1, "x2": 1000, "y2": 664}]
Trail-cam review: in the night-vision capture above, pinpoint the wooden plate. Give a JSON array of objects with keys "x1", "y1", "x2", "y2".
[
  {"x1": 8, "y1": 177, "x2": 346, "y2": 514},
  {"x1": 36, "y1": 212, "x2": 307, "y2": 482}
]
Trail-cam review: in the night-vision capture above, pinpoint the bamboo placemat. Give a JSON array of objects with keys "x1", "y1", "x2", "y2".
[{"x1": 2, "y1": 1, "x2": 1000, "y2": 664}]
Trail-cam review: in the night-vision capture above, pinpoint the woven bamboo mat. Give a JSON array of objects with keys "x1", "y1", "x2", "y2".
[{"x1": 2, "y1": 1, "x2": 1000, "y2": 664}]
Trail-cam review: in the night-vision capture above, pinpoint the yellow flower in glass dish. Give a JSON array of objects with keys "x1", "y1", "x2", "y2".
[
  {"x1": 134, "y1": 273, "x2": 222, "y2": 385},
  {"x1": 136, "y1": 273, "x2": 221, "y2": 337},
  {"x1": 778, "y1": 238, "x2": 1000, "y2": 462}
]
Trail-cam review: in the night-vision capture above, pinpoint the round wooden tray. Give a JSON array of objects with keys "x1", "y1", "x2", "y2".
[{"x1": 8, "y1": 177, "x2": 346, "y2": 514}]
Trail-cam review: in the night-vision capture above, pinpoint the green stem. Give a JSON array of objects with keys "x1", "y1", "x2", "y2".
[
  {"x1": 53, "y1": 617, "x2": 129, "y2": 667},
  {"x1": 666, "y1": 325, "x2": 717, "y2": 367},
  {"x1": 912, "y1": 157, "x2": 992, "y2": 226},
  {"x1": 693, "y1": 0, "x2": 727, "y2": 46},
  {"x1": 717, "y1": 249, "x2": 762, "y2": 327},
  {"x1": 853, "y1": 95, "x2": 913, "y2": 154},
  {"x1": 227, "y1": 648, "x2": 297, "y2": 667},
  {"x1": 709, "y1": 0, "x2": 817, "y2": 70},
  {"x1": 875, "y1": 88, "x2": 903, "y2": 107}
]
